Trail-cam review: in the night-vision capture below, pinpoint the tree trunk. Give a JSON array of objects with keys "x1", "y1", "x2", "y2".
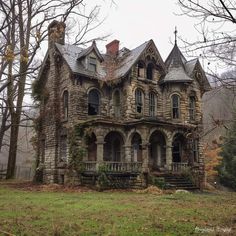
[{"x1": 6, "y1": 113, "x2": 19, "y2": 178}]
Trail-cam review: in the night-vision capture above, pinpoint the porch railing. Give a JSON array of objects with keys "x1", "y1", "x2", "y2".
[
  {"x1": 171, "y1": 162, "x2": 189, "y2": 172},
  {"x1": 83, "y1": 161, "x2": 142, "y2": 173}
]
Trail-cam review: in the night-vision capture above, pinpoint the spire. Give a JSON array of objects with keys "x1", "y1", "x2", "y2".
[{"x1": 174, "y1": 26, "x2": 178, "y2": 45}]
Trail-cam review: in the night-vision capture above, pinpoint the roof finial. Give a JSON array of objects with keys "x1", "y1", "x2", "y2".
[{"x1": 174, "y1": 26, "x2": 178, "y2": 45}]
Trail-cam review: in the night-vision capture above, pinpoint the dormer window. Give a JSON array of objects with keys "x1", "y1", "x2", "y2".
[{"x1": 88, "y1": 57, "x2": 97, "y2": 72}]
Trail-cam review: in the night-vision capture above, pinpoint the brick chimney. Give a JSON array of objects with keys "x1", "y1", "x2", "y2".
[
  {"x1": 48, "y1": 20, "x2": 66, "y2": 46},
  {"x1": 106, "y1": 40, "x2": 120, "y2": 56}
]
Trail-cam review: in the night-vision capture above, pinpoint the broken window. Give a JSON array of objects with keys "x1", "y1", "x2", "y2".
[
  {"x1": 88, "y1": 89, "x2": 100, "y2": 115},
  {"x1": 149, "y1": 92, "x2": 155, "y2": 117},
  {"x1": 146, "y1": 63, "x2": 154, "y2": 80},
  {"x1": 88, "y1": 57, "x2": 97, "y2": 72},
  {"x1": 62, "y1": 90, "x2": 69, "y2": 120},
  {"x1": 113, "y1": 90, "x2": 121, "y2": 117},
  {"x1": 172, "y1": 94, "x2": 180, "y2": 119},
  {"x1": 135, "y1": 89, "x2": 143, "y2": 114},
  {"x1": 189, "y1": 96, "x2": 196, "y2": 120}
]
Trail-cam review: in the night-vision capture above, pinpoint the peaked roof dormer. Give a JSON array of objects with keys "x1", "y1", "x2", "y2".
[{"x1": 77, "y1": 41, "x2": 104, "y2": 62}]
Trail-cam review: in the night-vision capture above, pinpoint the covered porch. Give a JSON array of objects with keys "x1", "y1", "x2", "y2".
[{"x1": 82, "y1": 129, "x2": 198, "y2": 174}]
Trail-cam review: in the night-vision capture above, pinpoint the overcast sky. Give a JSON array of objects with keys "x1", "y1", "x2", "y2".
[{"x1": 85, "y1": 0, "x2": 200, "y2": 61}]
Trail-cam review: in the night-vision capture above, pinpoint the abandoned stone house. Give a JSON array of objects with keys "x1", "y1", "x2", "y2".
[{"x1": 36, "y1": 21, "x2": 211, "y2": 188}]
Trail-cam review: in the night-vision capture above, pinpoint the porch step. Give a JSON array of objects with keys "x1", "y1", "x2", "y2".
[{"x1": 151, "y1": 173, "x2": 199, "y2": 191}]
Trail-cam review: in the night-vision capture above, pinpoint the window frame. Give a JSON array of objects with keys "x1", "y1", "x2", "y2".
[
  {"x1": 146, "y1": 63, "x2": 154, "y2": 80},
  {"x1": 149, "y1": 92, "x2": 156, "y2": 117},
  {"x1": 62, "y1": 90, "x2": 69, "y2": 120},
  {"x1": 171, "y1": 94, "x2": 180, "y2": 119},
  {"x1": 135, "y1": 89, "x2": 143, "y2": 114},
  {"x1": 88, "y1": 56, "x2": 97, "y2": 72},
  {"x1": 88, "y1": 89, "x2": 100, "y2": 115},
  {"x1": 189, "y1": 96, "x2": 196, "y2": 121}
]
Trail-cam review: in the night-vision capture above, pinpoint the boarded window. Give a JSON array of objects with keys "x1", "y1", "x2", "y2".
[
  {"x1": 60, "y1": 135, "x2": 67, "y2": 161},
  {"x1": 88, "y1": 57, "x2": 97, "y2": 72},
  {"x1": 149, "y1": 92, "x2": 155, "y2": 117},
  {"x1": 172, "y1": 94, "x2": 180, "y2": 119},
  {"x1": 88, "y1": 89, "x2": 100, "y2": 115},
  {"x1": 113, "y1": 90, "x2": 121, "y2": 117},
  {"x1": 135, "y1": 89, "x2": 143, "y2": 114},
  {"x1": 189, "y1": 96, "x2": 196, "y2": 120},
  {"x1": 62, "y1": 91, "x2": 69, "y2": 120}
]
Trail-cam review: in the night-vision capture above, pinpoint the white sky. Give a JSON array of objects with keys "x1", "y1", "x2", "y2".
[{"x1": 86, "y1": 0, "x2": 201, "y2": 61}]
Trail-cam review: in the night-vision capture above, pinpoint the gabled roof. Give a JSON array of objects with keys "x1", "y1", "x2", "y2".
[
  {"x1": 55, "y1": 43, "x2": 105, "y2": 78},
  {"x1": 114, "y1": 39, "x2": 166, "y2": 78}
]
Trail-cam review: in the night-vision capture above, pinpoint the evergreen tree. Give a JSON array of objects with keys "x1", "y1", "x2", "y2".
[{"x1": 219, "y1": 113, "x2": 236, "y2": 190}]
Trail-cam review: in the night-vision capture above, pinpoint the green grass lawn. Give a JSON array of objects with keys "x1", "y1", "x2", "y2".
[{"x1": 0, "y1": 182, "x2": 235, "y2": 236}]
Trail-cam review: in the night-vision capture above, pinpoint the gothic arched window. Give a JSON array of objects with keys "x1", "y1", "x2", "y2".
[{"x1": 88, "y1": 89, "x2": 100, "y2": 115}]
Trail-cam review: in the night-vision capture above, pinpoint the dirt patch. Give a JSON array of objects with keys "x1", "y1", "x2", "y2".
[{"x1": 0, "y1": 180, "x2": 94, "y2": 193}]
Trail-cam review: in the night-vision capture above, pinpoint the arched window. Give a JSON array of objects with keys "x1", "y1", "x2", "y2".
[
  {"x1": 189, "y1": 96, "x2": 196, "y2": 120},
  {"x1": 137, "y1": 61, "x2": 145, "y2": 78},
  {"x1": 149, "y1": 92, "x2": 155, "y2": 117},
  {"x1": 62, "y1": 90, "x2": 69, "y2": 120},
  {"x1": 88, "y1": 89, "x2": 100, "y2": 115},
  {"x1": 113, "y1": 90, "x2": 121, "y2": 117},
  {"x1": 135, "y1": 89, "x2": 143, "y2": 114},
  {"x1": 146, "y1": 63, "x2": 154, "y2": 80},
  {"x1": 172, "y1": 94, "x2": 180, "y2": 119}
]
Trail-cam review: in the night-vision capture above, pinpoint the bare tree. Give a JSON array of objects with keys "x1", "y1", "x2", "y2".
[
  {"x1": 177, "y1": 0, "x2": 236, "y2": 83},
  {"x1": 0, "y1": 0, "x2": 111, "y2": 178}
]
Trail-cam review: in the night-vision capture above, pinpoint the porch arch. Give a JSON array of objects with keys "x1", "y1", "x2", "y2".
[
  {"x1": 149, "y1": 130, "x2": 166, "y2": 170},
  {"x1": 103, "y1": 131, "x2": 125, "y2": 162}
]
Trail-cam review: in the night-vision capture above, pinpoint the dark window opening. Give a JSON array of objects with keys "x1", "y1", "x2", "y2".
[
  {"x1": 193, "y1": 140, "x2": 199, "y2": 162},
  {"x1": 135, "y1": 89, "x2": 143, "y2": 114},
  {"x1": 63, "y1": 91, "x2": 69, "y2": 120},
  {"x1": 149, "y1": 92, "x2": 155, "y2": 117},
  {"x1": 172, "y1": 140, "x2": 181, "y2": 162},
  {"x1": 146, "y1": 63, "x2": 154, "y2": 80},
  {"x1": 88, "y1": 89, "x2": 100, "y2": 115},
  {"x1": 189, "y1": 96, "x2": 196, "y2": 120},
  {"x1": 172, "y1": 94, "x2": 180, "y2": 119}
]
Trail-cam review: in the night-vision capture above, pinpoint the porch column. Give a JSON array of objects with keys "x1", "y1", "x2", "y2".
[
  {"x1": 165, "y1": 140, "x2": 172, "y2": 171},
  {"x1": 141, "y1": 142, "x2": 149, "y2": 173},
  {"x1": 96, "y1": 136, "x2": 104, "y2": 170},
  {"x1": 124, "y1": 145, "x2": 132, "y2": 162}
]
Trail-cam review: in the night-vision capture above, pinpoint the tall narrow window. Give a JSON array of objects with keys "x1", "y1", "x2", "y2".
[
  {"x1": 113, "y1": 90, "x2": 121, "y2": 117},
  {"x1": 193, "y1": 140, "x2": 199, "y2": 162},
  {"x1": 63, "y1": 90, "x2": 69, "y2": 120},
  {"x1": 88, "y1": 89, "x2": 100, "y2": 115},
  {"x1": 189, "y1": 96, "x2": 196, "y2": 120},
  {"x1": 172, "y1": 94, "x2": 180, "y2": 119},
  {"x1": 146, "y1": 63, "x2": 154, "y2": 80},
  {"x1": 135, "y1": 89, "x2": 143, "y2": 114},
  {"x1": 137, "y1": 61, "x2": 145, "y2": 77},
  {"x1": 88, "y1": 57, "x2": 97, "y2": 72},
  {"x1": 149, "y1": 92, "x2": 155, "y2": 117}
]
